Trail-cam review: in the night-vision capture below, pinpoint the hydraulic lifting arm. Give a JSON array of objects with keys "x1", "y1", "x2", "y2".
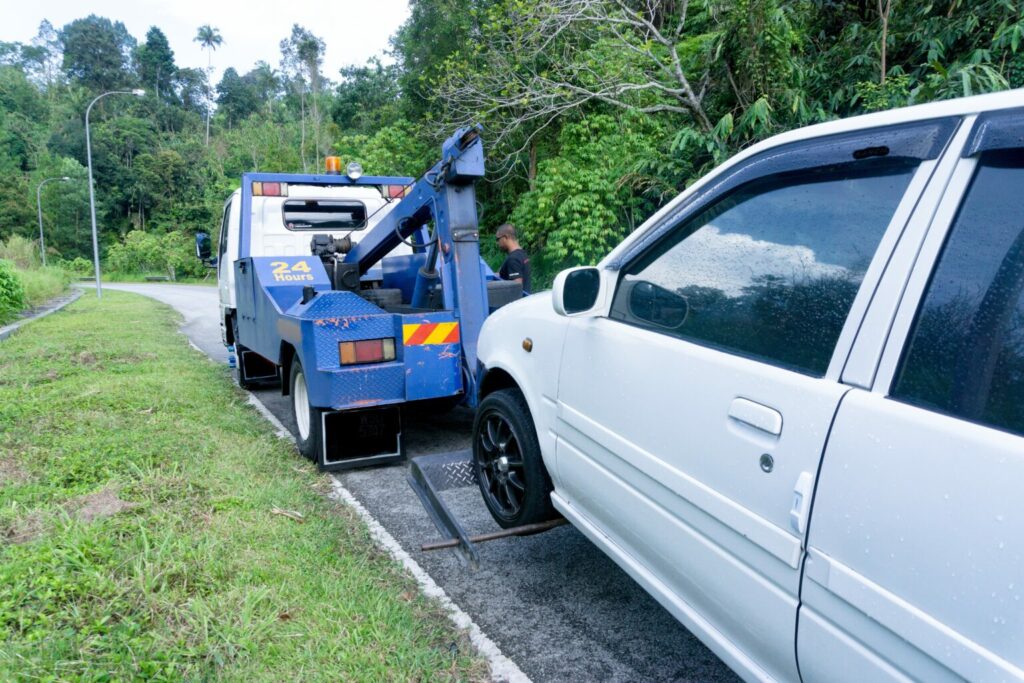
[{"x1": 343, "y1": 125, "x2": 490, "y2": 382}]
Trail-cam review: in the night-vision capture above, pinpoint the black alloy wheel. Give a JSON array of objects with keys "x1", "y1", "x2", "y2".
[{"x1": 473, "y1": 388, "x2": 556, "y2": 528}]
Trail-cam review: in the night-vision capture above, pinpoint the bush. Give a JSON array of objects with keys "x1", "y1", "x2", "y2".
[
  {"x1": 0, "y1": 260, "x2": 26, "y2": 323},
  {"x1": 65, "y1": 257, "x2": 93, "y2": 276},
  {"x1": 17, "y1": 266, "x2": 70, "y2": 307},
  {"x1": 106, "y1": 231, "x2": 164, "y2": 274},
  {"x1": 0, "y1": 235, "x2": 40, "y2": 270},
  {"x1": 106, "y1": 231, "x2": 206, "y2": 280}
]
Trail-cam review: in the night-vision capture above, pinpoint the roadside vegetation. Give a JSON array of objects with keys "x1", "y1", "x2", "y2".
[
  {"x1": 0, "y1": 292, "x2": 486, "y2": 681},
  {"x1": 2, "y1": 2, "x2": 1022, "y2": 286},
  {"x1": 0, "y1": 236, "x2": 70, "y2": 324}
]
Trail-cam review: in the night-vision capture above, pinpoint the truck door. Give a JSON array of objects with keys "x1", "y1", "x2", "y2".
[
  {"x1": 553, "y1": 119, "x2": 957, "y2": 681},
  {"x1": 799, "y1": 110, "x2": 1024, "y2": 681},
  {"x1": 217, "y1": 198, "x2": 233, "y2": 317}
]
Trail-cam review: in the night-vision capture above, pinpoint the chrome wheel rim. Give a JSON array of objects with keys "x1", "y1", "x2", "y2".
[
  {"x1": 477, "y1": 411, "x2": 526, "y2": 518},
  {"x1": 294, "y1": 370, "x2": 311, "y2": 441}
]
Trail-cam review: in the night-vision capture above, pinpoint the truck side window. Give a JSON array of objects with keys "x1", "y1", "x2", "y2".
[
  {"x1": 892, "y1": 148, "x2": 1024, "y2": 436},
  {"x1": 611, "y1": 159, "x2": 918, "y2": 376},
  {"x1": 217, "y1": 201, "x2": 231, "y2": 267}
]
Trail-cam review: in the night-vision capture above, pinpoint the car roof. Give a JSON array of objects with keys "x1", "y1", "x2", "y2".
[{"x1": 603, "y1": 88, "x2": 1024, "y2": 266}]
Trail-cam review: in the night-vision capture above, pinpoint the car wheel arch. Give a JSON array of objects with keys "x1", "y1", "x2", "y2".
[{"x1": 478, "y1": 365, "x2": 519, "y2": 400}]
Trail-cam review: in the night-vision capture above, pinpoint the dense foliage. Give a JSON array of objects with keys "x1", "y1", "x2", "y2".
[
  {"x1": 0, "y1": 1, "x2": 1021, "y2": 284},
  {"x1": 0, "y1": 259, "x2": 25, "y2": 322}
]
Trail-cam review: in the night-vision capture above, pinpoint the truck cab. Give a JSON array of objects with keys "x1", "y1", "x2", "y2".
[{"x1": 213, "y1": 167, "x2": 414, "y2": 347}]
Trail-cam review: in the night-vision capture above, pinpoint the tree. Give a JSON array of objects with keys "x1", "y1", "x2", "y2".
[
  {"x1": 194, "y1": 24, "x2": 223, "y2": 144},
  {"x1": 332, "y1": 58, "x2": 401, "y2": 133},
  {"x1": 175, "y1": 67, "x2": 207, "y2": 115},
  {"x1": 216, "y1": 67, "x2": 261, "y2": 125},
  {"x1": 60, "y1": 15, "x2": 136, "y2": 91},
  {"x1": 249, "y1": 61, "x2": 280, "y2": 115},
  {"x1": 391, "y1": 0, "x2": 490, "y2": 118},
  {"x1": 30, "y1": 21, "x2": 62, "y2": 92},
  {"x1": 434, "y1": 0, "x2": 716, "y2": 174},
  {"x1": 280, "y1": 25, "x2": 326, "y2": 171},
  {"x1": 136, "y1": 27, "x2": 177, "y2": 103}
]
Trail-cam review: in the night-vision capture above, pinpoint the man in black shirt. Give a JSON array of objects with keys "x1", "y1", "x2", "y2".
[{"x1": 496, "y1": 223, "x2": 531, "y2": 293}]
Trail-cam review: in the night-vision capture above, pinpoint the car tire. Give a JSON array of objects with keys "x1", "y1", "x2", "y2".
[
  {"x1": 360, "y1": 288, "x2": 403, "y2": 309},
  {"x1": 473, "y1": 388, "x2": 556, "y2": 528},
  {"x1": 289, "y1": 358, "x2": 322, "y2": 462}
]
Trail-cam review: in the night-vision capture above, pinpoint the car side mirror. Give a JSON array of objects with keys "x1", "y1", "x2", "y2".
[
  {"x1": 553, "y1": 267, "x2": 601, "y2": 316},
  {"x1": 195, "y1": 232, "x2": 212, "y2": 261},
  {"x1": 628, "y1": 280, "x2": 688, "y2": 329}
]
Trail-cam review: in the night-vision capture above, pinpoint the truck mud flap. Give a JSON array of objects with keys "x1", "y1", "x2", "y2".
[
  {"x1": 318, "y1": 406, "x2": 404, "y2": 471},
  {"x1": 407, "y1": 450, "x2": 481, "y2": 568},
  {"x1": 239, "y1": 349, "x2": 279, "y2": 385}
]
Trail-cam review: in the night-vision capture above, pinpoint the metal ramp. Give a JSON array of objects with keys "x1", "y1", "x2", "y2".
[
  {"x1": 407, "y1": 449, "x2": 567, "y2": 569},
  {"x1": 407, "y1": 450, "x2": 482, "y2": 567}
]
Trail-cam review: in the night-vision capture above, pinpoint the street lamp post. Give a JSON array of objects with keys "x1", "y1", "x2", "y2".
[
  {"x1": 85, "y1": 88, "x2": 146, "y2": 299},
  {"x1": 35, "y1": 176, "x2": 71, "y2": 267}
]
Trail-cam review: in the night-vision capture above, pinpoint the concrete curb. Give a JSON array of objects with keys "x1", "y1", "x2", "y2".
[{"x1": 0, "y1": 287, "x2": 83, "y2": 341}]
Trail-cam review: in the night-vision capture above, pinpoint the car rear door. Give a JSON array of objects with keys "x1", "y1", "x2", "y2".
[
  {"x1": 552, "y1": 118, "x2": 960, "y2": 681},
  {"x1": 799, "y1": 108, "x2": 1024, "y2": 682}
]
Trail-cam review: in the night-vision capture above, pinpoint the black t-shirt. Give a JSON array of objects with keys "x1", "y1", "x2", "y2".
[{"x1": 499, "y1": 248, "x2": 530, "y2": 292}]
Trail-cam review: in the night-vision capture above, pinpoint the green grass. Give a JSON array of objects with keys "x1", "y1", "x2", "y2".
[
  {"x1": 0, "y1": 292, "x2": 486, "y2": 681},
  {"x1": 16, "y1": 266, "x2": 71, "y2": 308}
]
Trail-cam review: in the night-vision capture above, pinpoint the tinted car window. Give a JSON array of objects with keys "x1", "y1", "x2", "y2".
[
  {"x1": 282, "y1": 200, "x2": 367, "y2": 231},
  {"x1": 611, "y1": 159, "x2": 918, "y2": 375},
  {"x1": 892, "y1": 148, "x2": 1024, "y2": 436}
]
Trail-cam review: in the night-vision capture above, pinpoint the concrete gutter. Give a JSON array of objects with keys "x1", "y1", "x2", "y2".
[{"x1": 0, "y1": 287, "x2": 82, "y2": 341}]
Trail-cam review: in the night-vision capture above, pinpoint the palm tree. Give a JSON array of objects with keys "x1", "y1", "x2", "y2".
[{"x1": 194, "y1": 24, "x2": 223, "y2": 145}]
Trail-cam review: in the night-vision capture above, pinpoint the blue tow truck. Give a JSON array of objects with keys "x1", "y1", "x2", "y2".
[{"x1": 197, "y1": 127, "x2": 520, "y2": 471}]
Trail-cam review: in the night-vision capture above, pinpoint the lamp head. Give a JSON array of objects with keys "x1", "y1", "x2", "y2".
[{"x1": 132, "y1": 89, "x2": 146, "y2": 97}]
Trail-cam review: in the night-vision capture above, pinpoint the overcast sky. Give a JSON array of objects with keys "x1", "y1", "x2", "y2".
[{"x1": 2, "y1": 0, "x2": 411, "y2": 82}]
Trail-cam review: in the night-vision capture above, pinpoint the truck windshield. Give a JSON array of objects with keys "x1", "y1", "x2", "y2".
[{"x1": 282, "y1": 200, "x2": 367, "y2": 231}]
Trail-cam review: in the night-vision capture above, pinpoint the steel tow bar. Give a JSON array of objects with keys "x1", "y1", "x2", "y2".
[{"x1": 420, "y1": 519, "x2": 568, "y2": 552}]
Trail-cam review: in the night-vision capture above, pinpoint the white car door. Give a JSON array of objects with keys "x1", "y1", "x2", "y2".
[
  {"x1": 552, "y1": 118, "x2": 960, "y2": 681},
  {"x1": 800, "y1": 109, "x2": 1024, "y2": 682}
]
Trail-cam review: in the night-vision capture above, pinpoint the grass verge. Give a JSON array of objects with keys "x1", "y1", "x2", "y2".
[
  {"x1": 0, "y1": 291, "x2": 486, "y2": 681},
  {"x1": 17, "y1": 266, "x2": 71, "y2": 308}
]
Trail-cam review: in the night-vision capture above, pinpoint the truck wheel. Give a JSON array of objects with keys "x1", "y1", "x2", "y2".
[
  {"x1": 360, "y1": 288, "x2": 403, "y2": 309},
  {"x1": 473, "y1": 388, "x2": 556, "y2": 528},
  {"x1": 290, "y1": 359, "x2": 322, "y2": 462}
]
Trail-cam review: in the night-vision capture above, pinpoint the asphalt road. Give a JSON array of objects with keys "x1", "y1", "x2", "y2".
[{"x1": 101, "y1": 283, "x2": 737, "y2": 683}]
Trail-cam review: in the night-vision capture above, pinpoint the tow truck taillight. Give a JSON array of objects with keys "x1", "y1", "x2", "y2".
[
  {"x1": 385, "y1": 185, "x2": 411, "y2": 199},
  {"x1": 339, "y1": 338, "x2": 396, "y2": 365},
  {"x1": 252, "y1": 181, "x2": 288, "y2": 197}
]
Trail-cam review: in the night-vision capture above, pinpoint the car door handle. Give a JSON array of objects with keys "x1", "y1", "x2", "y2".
[{"x1": 728, "y1": 398, "x2": 783, "y2": 436}]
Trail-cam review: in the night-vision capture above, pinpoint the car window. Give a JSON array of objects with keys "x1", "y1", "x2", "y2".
[
  {"x1": 611, "y1": 159, "x2": 919, "y2": 376},
  {"x1": 282, "y1": 199, "x2": 367, "y2": 231},
  {"x1": 892, "y1": 148, "x2": 1024, "y2": 436}
]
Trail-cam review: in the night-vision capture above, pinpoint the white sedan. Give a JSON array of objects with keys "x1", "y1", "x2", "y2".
[{"x1": 473, "y1": 90, "x2": 1024, "y2": 682}]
